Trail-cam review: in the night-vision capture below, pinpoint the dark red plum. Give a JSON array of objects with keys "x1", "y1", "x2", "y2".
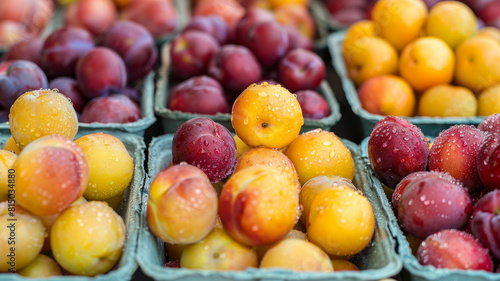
[
  {"x1": 172, "y1": 117, "x2": 237, "y2": 183},
  {"x1": 398, "y1": 176, "x2": 472, "y2": 238},
  {"x1": 170, "y1": 30, "x2": 220, "y2": 79},
  {"x1": 477, "y1": 133, "x2": 500, "y2": 191},
  {"x1": 183, "y1": 16, "x2": 230, "y2": 45},
  {"x1": 40, "y1": 26, "x2": 95, "y2": 78},
  {"x1": 367, "y1": 116, "x2": 429, "y2": 189},
  {"x1": 80, "y1": 94, "x2": 140, "y2": 124},
  {"x1": 3, "y1": 37, "x2": 43, "y2": 66},
  {"x1": 0, "y1": 109, "x2": 8, "y2": 123},
  {"x1": 391, "y1": 171, "x2": 458, "y2": 216},
  {"x1": 168, "y1": 76, "x2": 228, "y2": 115},
  {"x1": 234, "y1": 7, "x2": 275, "y2": 45},
  {"x1": 76, "y1": 47, "x2": 127, "y2": 99},
  {"x1": 286, "y1": 27, "x2": 313, "y2": 51},
  {"x1": 49, "y1": 77, "x2": 87, "y2": 112},
  {"x1": 295, "y1": 90, "x2": 331, "y2": 120},
  {"x1": 478, "y1": 114, "x2": 500, "y2": 134},
  {"x1": 278, "y1": 48, "x2": 325, "y2": 92},
  {"x1": 429, "y1": 125, "x2": 485, "y2": 194},
  {"x1": 243, "y1": 21, "x2": 289, "y2": 68},
  {"x1": 0, "y1": 60, "x2": 48, "y2": 109},
  {"x1": 101, "y1": 20, "x2": 157, "y2": 82},
  {"x1": 208, "y1": 45, "x2": 262, "y2": 94},
  {"x1": 417, "y1": 229, "x2": 493, "y2": 271},
  {"x1": 471, "y1": 190, "x2": 500, "y2": 259}
]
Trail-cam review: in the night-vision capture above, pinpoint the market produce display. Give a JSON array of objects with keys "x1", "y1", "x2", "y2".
[
  {"x1": 166, "y1": 0, "x2": 331, "y2": 122},
  {"x1": 0, "y1": 89, "x2": 139, "y2": 278},
  {"x1": 146, "y1": 82, "x2": 376, "y2": 273},
  {"x1": 367, "y1": 114, "x2": 500, "y2": 272},
  {"x1": 341, "y1": 0, "x2": 500, "y2": 118}
]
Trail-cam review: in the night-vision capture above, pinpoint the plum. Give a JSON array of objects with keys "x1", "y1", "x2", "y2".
[
  {"x1": 477, "y1": 132, "x2": 500, "y2": 191},
  {"x1": 0, "y1": 150, "x2": 17, "y2": 202},
  {"x1": 3, "y1": 37, "x2": 43, "y2": 66},
  {"x1": 147, "y1": 164, "x2": 218, "y2": 244},
  {"x1": 398, "y1": 175, "x2": 472, "y2": 238},
  {"x1": 285, "y1": 129, "x2": 355, "y2": 185},
  {"x1": 242, "y1": 21, "x2": 289, "y2": 68},
  {"x1": 295, "y1": 90, "x2": 331, "y2": 119},
  {"x1": 169, "y1": 76, "x2": 228, "y2": 115},
  {"x1": 234, "y1": 147, "x2": 299, "y2": 182},
  {"x1": 0, "y1": 202, "x2": 46, "y2": 272},
  {"x1": 80, "y1": 94, "x2": 141, "y2": 124},
  {"x1": 12, "y1": 135, "x2": 89, "y2": 216},
  {"x1": 172, "y1": 117, "x2": 236, "y2": 183},
  {"x1": 9, "y1": 89, "x2": 78, "y2": 149},
  {"x1": 417, "y1": 229, "x2": 492, "y2": 271},
  {"x1": 478, "y1": 113, "x2": 500, "y2": 134},
  {"x1": 471, "y1": 190, "x2": 500, "y2": 259},
  {"x1": 234, "y1": 7, "x2": 275, "y2": 45},
  {"x1": 51, "y1": 201, "x2": 125, "y2": 276},
  {"x1": 40, "y1": 26, "x2": 95, "y2": 79},
  {"x1": 100, "y1": 20, "x2": 158, "y2": 82},
  {"x1": 0, "y1": 60, "x2": 48, "y2": 109},
  {"x1": 75, "y1": 133, "x2": 134, "y2": 200},
  {"x1": 183, "y1": 15, "x2": 230, "y2": 45},
  {"x1": 64, "y1": 0, "x2": 117, "y2": 37},
  {"x1": 307, "y1": 184, "x2": 374, "y2": 258},
  {"x1": 121, "y1": 0, "x2": 178, "y2": 39},
  {"x1": 219, "y1": 165, "x2": 300, "y2": 246},
  {"x1": 170, "y1": 31, "x2": 220, "y2": 79},
  {"x1": 17, "y1": 254, "x2": 62, "y2": 277},
  {"x1": 278, "y1": 48, "x2": 325, "y2": 92},
  {"x1": 208, "y1": 44, "x2": 262, "y2": 97},
  {"x1": 367, "y1": 116, "x2": 429, "y2": 189},
  {"x1": 392, "y1": 171, "x2": 458, "y2": 216},
  {"x1": 76, "y1": 47, "x2": 127, "y2": 99},
  {"x1": 180, "y1": 227, "x2": 258, "y2": 270},
  {"x1": 286, "y1": 26, "x2": 314, "y2": 51},
  {"x1": 299, "y1": 175, "x2": 356, "y2": 225},
  {"x1": 429, "y1": 125, "x2": 485, "y2": 194},
  {"x1": 260, "y1": 239, "x2": 333, "y2": 272},
  {"x1": 49, "y1": 77, "x2": 87, "y2": 112}
]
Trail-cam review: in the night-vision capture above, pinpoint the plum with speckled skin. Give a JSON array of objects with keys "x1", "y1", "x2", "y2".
[
  {"x1": 477, "y1": 132, "x2": 500, "y2": 191},
  {"x1": 398, "y1": 175, "x2": 472, "y2": 238},
  {"x1": 471, "y1": 190, "x2": 500, "y2": 259},
  {"x1": 429, "y1": 125, "x2": 485, "y2": 194},
  {"x1": 392, "y1": 171, "x2": 458, "y2": 216},
  {"x1": 172, "y1": 117, "x2": 237, "y2": 183},
  {"x1": 417, "y1": 229, "x2": 492, "y2": 271},
  {"x1": 479, "y1": 114, "x2": 500, "y2": 134},
  {"x1": 368, "y1": 116, "x2": 429, "y2": 189}
]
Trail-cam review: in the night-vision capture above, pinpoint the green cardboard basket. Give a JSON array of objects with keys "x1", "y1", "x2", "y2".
[
  {"x1": 154, "y1": 44, "x2": 341, "y2": 134},
  {"x1": 327, "y1": 30, "x2": 485, "y2": 139},
  {"x1": 359, "y1": 136, "x2": 500, "y2": 281},
  {"x1": 0, "y1": 131, "x2": 145, "y2": 281},
  {"x1": 136, "y1": 134, "x2": 402, "y2": 281}
]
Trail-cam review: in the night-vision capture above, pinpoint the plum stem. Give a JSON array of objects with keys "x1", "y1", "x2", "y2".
[{"x1": 262, "y1": 122, "x2": 268, "y2": 128}]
